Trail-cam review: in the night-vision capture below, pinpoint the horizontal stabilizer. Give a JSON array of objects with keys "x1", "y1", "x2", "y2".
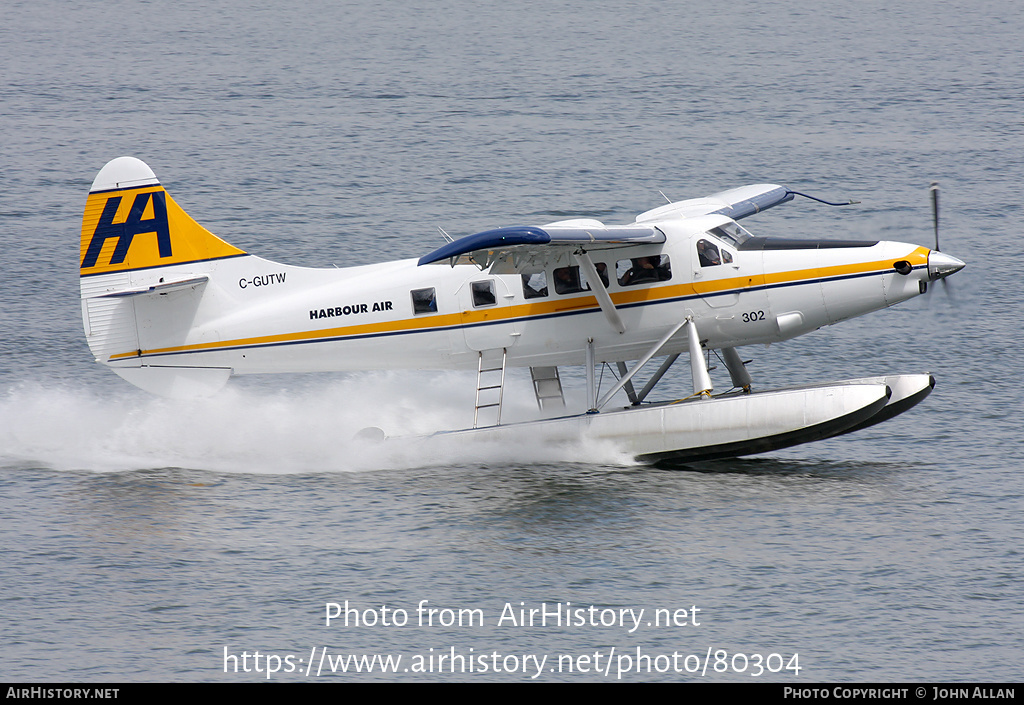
[{"x1": 88, "y1": 275, "x2": 210, "y2": 299}]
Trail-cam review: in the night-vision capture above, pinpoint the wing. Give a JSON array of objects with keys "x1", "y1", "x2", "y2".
[
  {"x1": 417, "y1": 184, "x2": 793, "y2": 269},
  {"x1": 634, "y1": 184, "x2": 793, "y2": 223},
  {"x1": 417, "y1": 223, "x2": 665, "y2": 269}
]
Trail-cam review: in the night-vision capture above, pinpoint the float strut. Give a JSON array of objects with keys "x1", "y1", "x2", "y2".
[
  {"x1": 586, "y1": 338, "x2": 597, "y2": 413},
  {"x1": 616, "y1": 361, "x2": 640, "y2": 405},
  {"x1": 635, "y1": 353, "x2": 680, "y2": 404},
  {"x1": 721, "y1": 346, "x2": 752, "y2": 393},
  {"x1": 596, "y1": 320, "x2": 686, "y2": 411},
  {"x1": 686, "y1": 316, "x2": 713, "y2": 398}
]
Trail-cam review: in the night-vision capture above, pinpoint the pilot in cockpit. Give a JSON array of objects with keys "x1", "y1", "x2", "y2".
[{"x1": 696, "y1": 239, "x2": 721, "y2": 267}]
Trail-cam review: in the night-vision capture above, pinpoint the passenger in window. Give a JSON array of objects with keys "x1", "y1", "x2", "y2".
[
  {"x1": 656, "y1": 256, "x2": 671, "y2": 280},
  {"x1": 697, "y1": 239, "x2": 721, "y2": 267},
  {"x1": 553, "y1": 266, "x2": 585, "y2": 294},
  {"x1": 620, "y1": 256, "x2": 665, "y2": 285}
]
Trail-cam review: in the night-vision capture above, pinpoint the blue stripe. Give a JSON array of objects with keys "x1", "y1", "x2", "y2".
[{"x1": 80, "y1": 253, "x2": 250, "y2": 278}]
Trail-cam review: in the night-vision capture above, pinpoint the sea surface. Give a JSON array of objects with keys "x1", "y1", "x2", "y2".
[{"x1": 2, "y1": 0, "x2": 1021, "y2": 683}]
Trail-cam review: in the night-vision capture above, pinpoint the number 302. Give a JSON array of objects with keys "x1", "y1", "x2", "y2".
[{"x1": 742, "y1": 310, "x2": 766, "y2": 323}]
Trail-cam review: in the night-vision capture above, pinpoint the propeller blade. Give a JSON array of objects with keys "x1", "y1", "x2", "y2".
[
  {"x1": 941, "y1": 275, "x2": 955, "y2": 300},
  {"x1": 924, "y1": 182, "x2": 960, "y2": 302}
]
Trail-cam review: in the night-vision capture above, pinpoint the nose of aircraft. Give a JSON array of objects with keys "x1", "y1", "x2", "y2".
[{"x1": 927, "y1": 251, "x2": 965, "y2": 281}]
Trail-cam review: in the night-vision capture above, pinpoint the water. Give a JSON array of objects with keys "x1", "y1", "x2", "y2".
[{"x1": 2, "y1": 0, "x2": 1021, "y2": 682}]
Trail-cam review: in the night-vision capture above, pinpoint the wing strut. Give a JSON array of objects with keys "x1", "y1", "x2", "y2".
[{"x1": 574, "y1": 251, "x2": 625, "y2": 334}]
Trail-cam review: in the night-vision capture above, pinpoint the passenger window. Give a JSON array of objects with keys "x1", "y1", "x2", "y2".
[
  {"x1": 696, "y1": 239, "x2": 721, "y2": 267},
  {"x1": 553, "y1": 266, "x2": 585, "y2": 295},
  {"x1": 582, "y1": 262, "x2": 610, "y2": 289},
  {"x1": 722, "y1": 248, "x2": 733, "y2": 264},
  {"x1": 521, "y1": 271, "x2": 548, "y2": 299},
  {"x1": 411, "y1": 287, "x2": 437, "y2": 314},
  {"x1": 552, "y1": 264, "x2": 610, "y2": 294},
  {"x1": 472, "y1": 280, "x2": 496, "y2": 307},
  {"x1": 617, "y1": 255, "x2": 671, "y2": 286}
]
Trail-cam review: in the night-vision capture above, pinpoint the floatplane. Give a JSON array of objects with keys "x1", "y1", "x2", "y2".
[{"x1": 79, "y1": 157, "x2": 964, "y2": 462}]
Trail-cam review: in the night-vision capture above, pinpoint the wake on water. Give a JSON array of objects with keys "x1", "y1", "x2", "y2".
[{"x1": 0, "y1": 371, "x2": 637, "y2": 474}]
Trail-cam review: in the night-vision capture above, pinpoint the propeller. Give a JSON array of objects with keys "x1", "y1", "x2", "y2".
[{"x1": 925, "y1": 181, "x2": 964, "y2": 298}]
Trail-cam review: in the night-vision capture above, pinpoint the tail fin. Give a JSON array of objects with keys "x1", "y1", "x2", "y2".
[
  {"x1": 80, "y1": 157, "x2": 246, "y2": 277},
  {"x1": 80, "y1": 157, "x2": 245, "y2": 397}
]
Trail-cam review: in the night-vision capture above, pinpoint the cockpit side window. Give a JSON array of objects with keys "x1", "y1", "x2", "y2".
[
  {"x1": 617, "y1": 255, "x2": 671, "y2": 286},
  {"x1": 697, "y1": 239, "x2": 721, "y2": 267}
]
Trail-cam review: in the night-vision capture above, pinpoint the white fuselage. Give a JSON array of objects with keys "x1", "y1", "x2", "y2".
[{"x1": 86, "y1": 213, "x2": 933, "y2": 377}]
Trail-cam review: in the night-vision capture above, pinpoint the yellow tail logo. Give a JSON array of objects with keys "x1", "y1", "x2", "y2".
[
  {"x1": 80, "y1": 167, "x2": 246, "y2": 277},
  {"x1": 81, "y1": 189, "x2": 172, "y2": 269}
]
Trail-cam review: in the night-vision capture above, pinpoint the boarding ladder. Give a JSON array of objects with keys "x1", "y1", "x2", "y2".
[
  {"x1": 474, "y1": 348, "x2": 507, "y2": 428},
  {"x1": 530, "y1": 366, "x2": 566, "y2": 412}
]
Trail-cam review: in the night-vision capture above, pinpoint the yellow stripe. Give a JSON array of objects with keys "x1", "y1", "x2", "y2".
[
  {"x1": 111, "y1": 285, "x2": 693, "y2": 360},
  {"x1": 763, "y1": 247, "x2": 930, "y2": 287},
  {"x1": 108, "y1": 248, "x2": 929, "y2": 361}
]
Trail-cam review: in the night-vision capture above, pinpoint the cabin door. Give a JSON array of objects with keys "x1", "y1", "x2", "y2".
[
  {"x1": 460, "y1": 275, "x2": 520, "y2": 352},
  {"x1": 691, "y1": 236, "x2": 773, "y2": 340}
]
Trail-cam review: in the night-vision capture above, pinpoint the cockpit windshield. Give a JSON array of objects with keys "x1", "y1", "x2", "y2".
[{"x1": 710, "y1": 222, "x2": 752, "y2": 248}]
